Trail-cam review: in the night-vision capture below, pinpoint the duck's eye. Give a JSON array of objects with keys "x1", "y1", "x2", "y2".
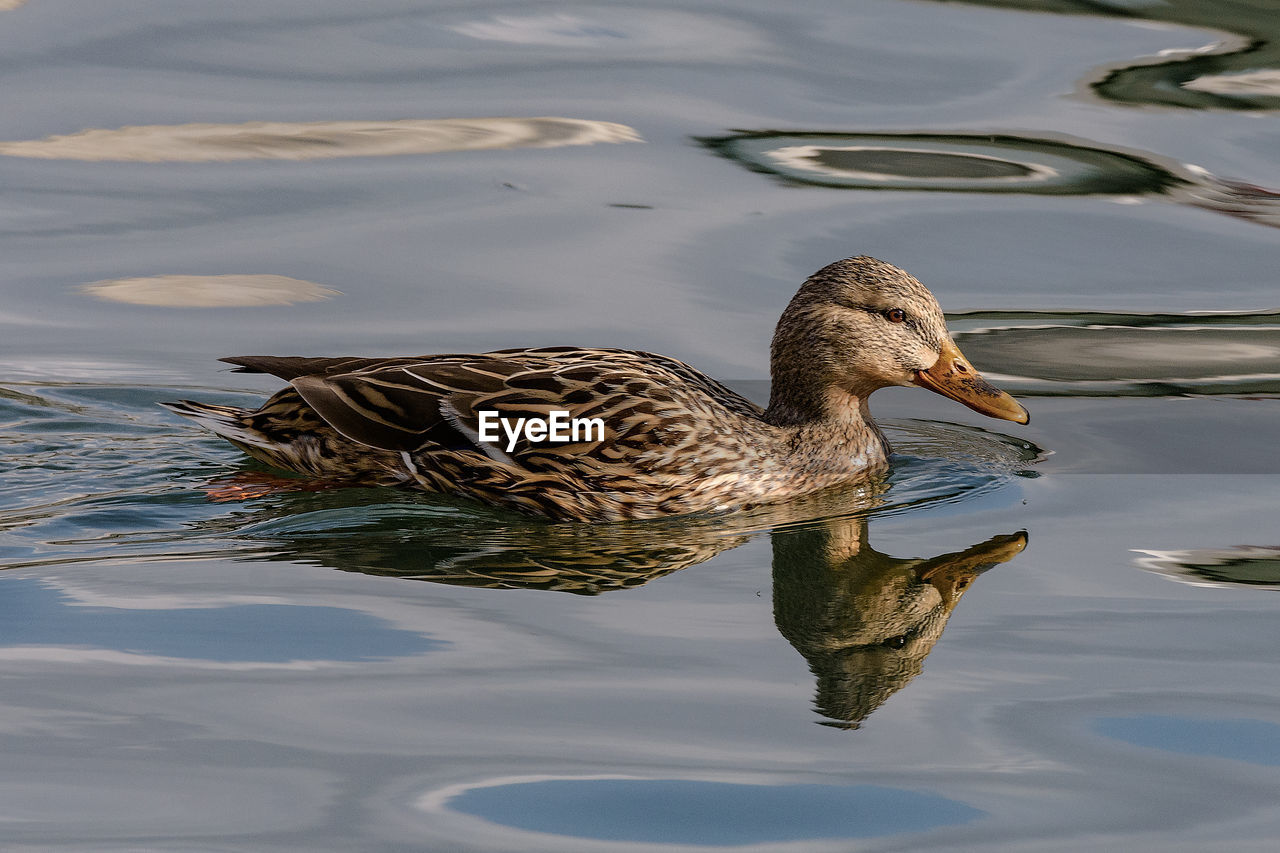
[{"x1": 885, "y1": 308, "x2": 907, "y2": 323}]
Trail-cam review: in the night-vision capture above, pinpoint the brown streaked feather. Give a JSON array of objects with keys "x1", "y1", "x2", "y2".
[
  {"x1": 175, "y1": 344, "x2": 884, "y2": 520},
  {"x1": 291, "y1": 373, "x2": 441, "y2": 452},
  {"x1": 288, "y1": 350, "x2": 756, "y2": 471},
  {"x1": 222, "y1": 355, "x2": 421, "y2": 380},
  {"x1": 184, "y1": 346, "x2": 797, "y2": 521}
]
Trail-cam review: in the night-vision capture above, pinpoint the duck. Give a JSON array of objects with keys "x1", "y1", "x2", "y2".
[{"x1": 164, "y1": 256, "x2": 1028, "y2": 521}]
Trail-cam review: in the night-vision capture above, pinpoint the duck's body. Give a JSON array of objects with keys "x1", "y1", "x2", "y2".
[
  {"x1": 166, "y1": 257, "x2": 1027, "y2": 521},
  {"x1": 166, "y1": 346, "x2": 888, "y2": 520}
]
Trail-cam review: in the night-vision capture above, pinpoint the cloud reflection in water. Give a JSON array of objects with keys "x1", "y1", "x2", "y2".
[
  {"x1": 82, "y1": 274, "x2": 340, "y2": 308},
  {"x1": 0, "y1": 117, "x2": 640, "y2": 163}
]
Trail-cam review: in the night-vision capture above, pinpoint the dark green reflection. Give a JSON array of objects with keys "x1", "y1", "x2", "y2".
[
  {"x1": 1136, "y1": 545, "x2": 1280, "y2": 588},
  {"x1": 698, "y1": 131, "x2": 1182, "y2": 195},
  {"x1": 949, "y1": 311, "x2": 1280, "y2": 397},
  {"x1": 930, "y1": 0, "x2": 1280, "y2": 111},
  {"x1": 773, "y1": 521, "x2": 1026, "y2": 728},
  {"x1": 813, "y1": 147, "x2": 1034, "y2": 180},
  {"x1": 699, "y1": 130, "x2": 1280, "y2": 230},
  {"x1": 250, "y1": 504, "x2": 750, "y2": 595}
]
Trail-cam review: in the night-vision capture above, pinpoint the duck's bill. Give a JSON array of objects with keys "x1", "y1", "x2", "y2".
[{"x1": 913, "y1": 339, "x2": 1030, "y2": 424}]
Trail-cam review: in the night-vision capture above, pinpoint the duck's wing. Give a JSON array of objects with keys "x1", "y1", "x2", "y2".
[
  {"x1": 222, "y1": 355, "x2": 441, "y2": 381},
  {"x1": 287, "y1": 356, "x2": 526, "y2": 454},
  {"x1": 267, "y1": 350, "x2": 755, "y2": 469},
  {"x1": 566, "y1": 349, "x2": 763, "y2": 422},
  {"x1": 224, "y1": 349, "x2": 763, "y2": 419}
]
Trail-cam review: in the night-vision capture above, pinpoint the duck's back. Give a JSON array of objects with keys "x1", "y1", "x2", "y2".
[{"x1": 216, "y1": 347, "x2": 780, "y2": 520}]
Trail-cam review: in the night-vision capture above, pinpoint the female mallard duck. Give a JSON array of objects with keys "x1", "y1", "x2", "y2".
[{"x1": 165, "y1": 256, "x2": 1027, "y2": 521}]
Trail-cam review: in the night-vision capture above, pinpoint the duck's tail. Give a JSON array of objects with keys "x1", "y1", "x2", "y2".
[{"x1": 160, "y1": 400, "x2": 271, "y2": 451}]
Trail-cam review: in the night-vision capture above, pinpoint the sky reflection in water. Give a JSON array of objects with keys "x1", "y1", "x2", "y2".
[
  {"x1": 0, "y1": 578, "x2": 443, "y2": 662},
  {"x1": 443, "y1": 777, "x2": 982, "y2": 844},
  {"x1": 1095, "y1": 716, "x2": 1280, "y2": 767}
]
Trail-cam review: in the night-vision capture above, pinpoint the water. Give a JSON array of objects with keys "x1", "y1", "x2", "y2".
[{"x1": 1, "y1": 0, "x2": 1279, "y2": 849}]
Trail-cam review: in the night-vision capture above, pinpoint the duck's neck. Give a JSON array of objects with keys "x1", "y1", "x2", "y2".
[
  {"x1": 764, "y1": 384, "x2": 890, "y2": 473},
  {"x1": 762, "y1": 296, "x2": 889, "y2": 469}
]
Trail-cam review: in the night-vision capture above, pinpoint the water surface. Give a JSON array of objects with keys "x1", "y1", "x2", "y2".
[{"x1": 2, "y1": 0, "x2": 1279, "y2": 849}]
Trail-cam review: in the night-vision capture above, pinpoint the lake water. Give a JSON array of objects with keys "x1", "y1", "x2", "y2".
[{"x1": 2, "y1": 0, "x2": 1279, "y2": 849}]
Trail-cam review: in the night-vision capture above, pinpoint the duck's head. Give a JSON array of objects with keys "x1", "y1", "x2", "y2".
[{"x1": 767, "y1": 256, "x2": 1028, "y2": 426}]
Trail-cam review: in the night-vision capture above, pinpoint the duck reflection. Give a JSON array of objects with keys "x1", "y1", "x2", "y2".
[
  {"x1": 268, "y1": 513, "x2": 750, "y2": 594},
  {"x1": 772, "y1": 520, "x2": 1025, "y2": 728},
  {"x1": 233, "y1": 486, "x2": 1025, "y2": 727},
  {"x1": 216, "y1": 475, "x2": 885, "y2": 594}
]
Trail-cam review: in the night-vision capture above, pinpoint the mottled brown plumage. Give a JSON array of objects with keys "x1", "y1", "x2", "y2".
[{"x1": 164, "y1": 256, "x2": 1028, "y2": 521}]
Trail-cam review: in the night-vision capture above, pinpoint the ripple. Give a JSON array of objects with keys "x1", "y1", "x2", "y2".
[
  {"x1": 230, "y1": 420, "x2": 1039, "y2": 542},
  {"x1": 1183, "y1": 69, "x2": 1280, "y2": 96},
  {"x1": 935, "y1": 0, "x2": 1280, "y2": 111},
  {"x1": 0, "y1": 383, "x2": 1040, "y2": 582},
  {"x1": 1180, "y1": 172, "x2": 1280, "y2": 230},
  {"x1": 1135, "y1": 546, "x2": 1280, "y2": 589},
  {"x1": 700, "y1": 130, "x2": 1280, "y2": 230},
  {"x1": 0, "y1": 383, "x2": 265, "y2": 569},
  {"x1": 424, "y1": 776, "x2": 981, "y2": 844},
  {"x1": 445, "y1": 9, "x2": 764, "y2": 58},
  {"x1": 0, "y1": 117, "x2": 640, "y2": 163},
  {"x1": 450, "y1": 13, "x2": 632, "y2": 46},
  {"x1": 951, "y1": 311, "x2": 1280, "y2": 396},
  {"x1": 1097, "y1": 37, "x2": 1280, "y2": 111},
  {"x1": 205, "y1": 418, "x2": 1038, "y2": 594},
  {"x1": 699, "y1": 132, "x2": 1181, "y2": 195},
  {"x1": 0, "y1": 385, "x2": 1033, "y2": 726},
  {"x1": 82, "y1": 275, "x2": 340, "y2": 308},
  {"x1": 878, "y1": 419, "x2": 1042, "y2": 516}
]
